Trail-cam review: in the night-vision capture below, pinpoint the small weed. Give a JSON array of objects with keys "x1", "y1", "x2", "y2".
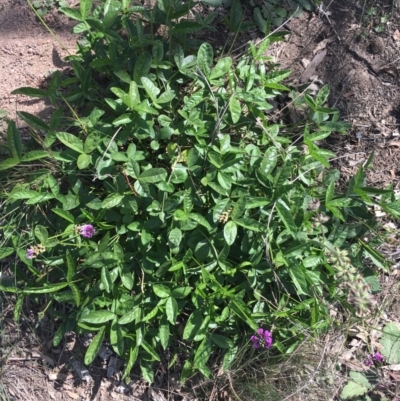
[{"x1": 32, "y1": 0, "x2": 69, "y2": 17}]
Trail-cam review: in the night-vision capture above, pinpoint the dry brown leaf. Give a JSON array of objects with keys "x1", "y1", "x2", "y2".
[
  {"x1": 386, "y1": 364, "x2": 400, "y2": 371},
  {"x1": 389, "y1": 371, "x2": 400, "y2": 381},
  {"x1": 393, "y1": 29, "x2": 400, "y2": 41},
  {"x1": 389, "y1": 141, "x2": 400, "y2": 147},
  {"x1": 313, "y1": 37, "x2": 334, "y2": 55},
  {"x1": 300, "y1": 49, "x2": 327, "y2": 83},
  {"x1": 339, "y1": 357, "x2": 370, "y2": 372},
  {"x1": 66, "y1": 391, "x2": 80, "y2": 400},
  {"x1": 380, "y1": 66, "x2": 399, "y2": 77}
]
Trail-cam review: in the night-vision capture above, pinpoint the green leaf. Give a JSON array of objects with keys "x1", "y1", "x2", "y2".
[
  {"x1": 229, "y1": 0, "x2": 243, "y2": 31},
  {"x1": 59, "y1": 6, "x2": 82, "y2": 20},
  {"x1": 229, "y1": 96, "x2": 241, "y2": 124},
  {"x1": 197, "y1": 43, "x2": 213, "y2": 77},
  {"x1": 222, "y1": 345, "x2": 237, "y2": 372},
  {"x1": 66, "y1": 251, "x2": 76, "y2": 282},
  {"x1": 289, "y1": 264, "x2": 308, "y2": 296},
  {"x1": 84, "y1": 131, "x2": 103, "y2": 153},
  {"x1": 166, "y1": 296, "x2": 178, "y2": 325},
  {"x1": 17, "y1": 111, "x2": 49, "y2": 131},
  {"x1": 119, "y1": 308, "x2": 139, "y2": 325},
  {"x1": 0, "y1": 158, "x2": 19, "y2": 171},
  {"x1": 70, "y1": 283, "x2": 81, "y2": 306},
  {"x1": 138, "y1": 168, "x2": 167, "y2": 183},
  {"x1": 153, "y1": 284, "x2": 171, "y2": 298},
  {"x1": 80, "y1": 310, "x2": 115, "y2": 324},
  {"x1": 77, "y1": 153, "x2": 91, "y2": 169},
  {"x1": 326, "y1": 180, "x2": 335, "y2": 204},
  {"x1": 380, "y1": 323, "x2": 400, "y2": 363},
  {"x1": 120, "y1": 264, "x2": 134, "y2": 290},
  {"x1": 11, "y1": 87, "x2": 47, "y2": 97},
  {"x1": 101, "y1": 193, "x2": 125, "y2": 209},
  {"x1": 159, "y1": 316, "x2": 170, "y2": 350},
  {"x1": 210, "y1": 57, "x2": 232, "y2": 80},
  {"x1": 23, "y1": 282, "x2": 69, "y2": 294},
  {"x1": 157, "y1": 90, "x2": 175, "y2": 104},
  {"x1": 84, "y1": 326, "x2": 106, "y2": 365},
  {"x1": 103, "y1": 0, "x2": 120, "y2": 28},
  {"x1": 276, "y1": 201, "x2": 297, "y2": 236},
  {"x1": 340, "y1": 380, "x2": 368, "y2": 400},
  {"x1": 141, "y1": 77, "x2": 160, "y2": 103},
  {"x1": 110, "y1": 320, "x2": 124, "y2": 356},
  {"x1": 114, "y1": 70, "x2": 131, "y2": 84},
  {"x1": 224, "y1": 221, "x2": 237, "y2": 246},
  {"x1": 21, "y1": 150, "x2": 49, "y2": 162},
  {"x1": 349, "y1": 371, "x2": 372, "y2": 388},
  {"x1": 361, "y1": 240, "x2": 389, "y2": 273},
  {"x1": 80, "y1": 0, "x2": 92, "y2": 19},
  {"x1": 133, "y1": 52, "x2": 152, "y2": 84},
  {"x1": 34, "y1": 225, "x2": 48, "y2": 245},
  {"x1": 229, "y1": 298, "x2": 258, "y2": 330},
  {"x1": 56, "y1": 132, "x2": 84, "y2": 153},
  {"x1": 260, "y1": 147, "x2": 278, "y2": 175},
  {"x1": 129, "y1": 81, "x2": 140, "y2": 109},
  {"x1": 140, "y1": 361, "x2": 154, "y2": 383},
  {"x1": 7, "y1": 121, "x2": 22, "y2": 160},
  {"x1": 264, "y1": 70, "x2": 291, "y2": 84},
  {"x1": 193, "y1": 338, "x2": 212, "y2": 370},
  {"x1": 142, "y1": 306, "x2": 159, "y2": 322},
  {"x1": 122, "y1": 345, "x2": 138, "y2": 379},
  {"x1": 211, "y1": 334, "x2": 231, "y2": 349},
  {"x1": 234, "y1": 217, "x2": 263, "y2": 232},
  {"x1": 171, "y1": 286, "x2": 192, "y2": 298},
  {"x1": 52, "y1": 208, "x2": 75, "y2": 223},
  {"x1": 0, "y1": 248, "x2": 15, "y2": 260},
  {"x1": 101, "y1": 266, "x2": 112, "y2": 293},
  {"x1": 168, "y1": 228, "x2": 182, "y2": 248},
  {"x1": 26, "y1": 193, "x2": 54, "y2": 205},
  {"x1": 141, "y1": 340, "x2": 160, "y2": 361}
]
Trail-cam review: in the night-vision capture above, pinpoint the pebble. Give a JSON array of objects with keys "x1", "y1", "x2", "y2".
[{"x1": 370, "y1": 37, "x2": 384, "y2": 54}]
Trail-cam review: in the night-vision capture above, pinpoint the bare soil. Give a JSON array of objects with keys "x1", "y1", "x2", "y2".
[
  {"x1": 271, "y1": 0, "x2": 400, "y2": 188},
  {"x1": 0, "y1": 0, "x2": 77, "y2": 122}
]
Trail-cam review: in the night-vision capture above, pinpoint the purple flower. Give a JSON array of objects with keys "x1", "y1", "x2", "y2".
[
  {"x1": 365, "y1": 357, "x2": 373, "y2": 366},
  {"x1": 365, "y1": 352, "x2": 384, "y2": 366},
  {"x1": 251, "y1": 328, "x2": 273, "y2": 349},
  {"x1": 26, "y1": 247, "x2": 36, "y2": 259},
  {"x1": 79, "y1": 224, "x2": 96, "y2": 238}
]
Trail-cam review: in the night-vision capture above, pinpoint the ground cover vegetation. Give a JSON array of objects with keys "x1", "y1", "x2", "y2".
[{"x1": 1, "y1": 0, "x2": 399, "y2": 394}]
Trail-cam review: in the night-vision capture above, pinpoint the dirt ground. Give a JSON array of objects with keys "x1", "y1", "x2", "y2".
[
  {"x1": 272, "y1": 0, "x2": 400, "y2": 189},
  {"x1": 0, "y1": 0, "x2": 77, "y2": 122},
  {"x1": 1, "y1": 0, "x2": 400, "y2": 400}
]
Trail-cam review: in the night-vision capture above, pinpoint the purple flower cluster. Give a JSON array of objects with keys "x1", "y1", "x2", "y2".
[
  {"x1": 365, "y1": 352, "x2": 383, "y2": 366},
  {"x1": 250, "y1": 328, "x2": 273, "y2": 349},
  {"x1": 79, "y1": 224, "x2": 96, "y2": 238},
  {"x1": 26, "y1": 246, "x2": 37, "y2": 259}
]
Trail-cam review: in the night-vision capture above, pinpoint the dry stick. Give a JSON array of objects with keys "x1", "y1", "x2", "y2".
[
  {"x1": 25, "y1": 0, "x2": 72, "y2": 56},
  {"x1": 227, "y1": 372, "x2": 244, "y2": 401},
  {"x1": 92, "y1": 127, "x2": 122, "y2": 181}
]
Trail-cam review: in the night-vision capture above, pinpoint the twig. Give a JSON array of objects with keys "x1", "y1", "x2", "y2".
[
  {"x1": 92, "y1": 127, "x2": 122, "y2": 181},
  {"x1": 227, "y1": 372, "x2": 243, "y2": 401}
]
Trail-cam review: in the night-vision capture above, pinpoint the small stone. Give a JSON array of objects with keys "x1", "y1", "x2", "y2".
[{"x1": 370, "y1": 37, "x2": 384, "y2": 54}]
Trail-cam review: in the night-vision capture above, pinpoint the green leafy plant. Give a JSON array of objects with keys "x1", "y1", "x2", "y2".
[
  {"x1": 0, "y1": 0, "x2": 398, "y2": 385},
  {"x1": 250, "y1": 0, "x2": 320, "y2": 32},
  {"x1": 32, "y1": 0, "x2": 69, "y2": 17}
]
